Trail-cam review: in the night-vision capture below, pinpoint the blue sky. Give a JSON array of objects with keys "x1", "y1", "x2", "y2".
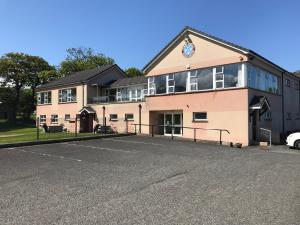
[{"x1": 0, "y1": 0, "x2": 299, "y2": 72}]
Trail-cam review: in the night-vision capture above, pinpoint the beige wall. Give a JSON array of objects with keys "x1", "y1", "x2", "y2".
[
  {"x1": 145, "y1": 89, "x2": 249, "y2": 146},
  {"x1": 146, "y1": 32, "x2": 247, "y2": 76},
  {"x1": 36, "y1": 84, "x2": 85, "y2": 132},
  {"x1": 89, "y1": 102, "x2": 147, "y2": 133}
]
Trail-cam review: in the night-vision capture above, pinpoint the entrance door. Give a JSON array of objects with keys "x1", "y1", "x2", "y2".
[
  {"x1": 164, "y1": 113, "x2": 182, "y2": 136},
  {"x1": 80, "y1": 112, "x2": 93, "y2": 132}
]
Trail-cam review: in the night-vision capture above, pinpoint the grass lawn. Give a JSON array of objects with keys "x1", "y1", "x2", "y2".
[{"x1": 0, "y1": 120, "x2": 97, "y2": 144}]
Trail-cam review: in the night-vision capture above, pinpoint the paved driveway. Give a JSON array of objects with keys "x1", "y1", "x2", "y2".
[{"x1": 0, "y1": 136, "x2": 299, "y2": 225}]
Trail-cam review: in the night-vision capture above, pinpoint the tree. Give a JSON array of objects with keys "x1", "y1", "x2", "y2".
[
  {"x1": 25, "y1": 56, "x2": 57, "y2": 114},
  {"x1": 59, "y1": 47, "x2": 115, "y2": 76},
  {"x1": 0, "y1": 52, "x2": 55, "y2": 121},
  {"x1": 124, "y1": 67, "x2": 144, "y2": 77}
]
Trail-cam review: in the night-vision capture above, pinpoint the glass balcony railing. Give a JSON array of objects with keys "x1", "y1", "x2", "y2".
[{"x1": 87, "y1": 95, "x2": 145, "y2": 104}]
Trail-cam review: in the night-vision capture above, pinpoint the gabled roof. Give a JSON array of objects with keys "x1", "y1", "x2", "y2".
[
  {"x1": 110, "y1": 76, "x2": 147, "y2": 88},
  {"x1": 142, "y1": 26, "x2": 290, "y2": 74},
  {"x1": 79, "y1": 106, "x2": 96, "y2": 114},
  {"x1": 37, "y1": 64, "x2": 124, "y2": 91},
  {"x1": 249, "y1": 96, "x2": 271, "y2": 110}
]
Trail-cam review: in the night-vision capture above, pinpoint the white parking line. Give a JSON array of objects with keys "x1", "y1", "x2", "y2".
[
  {"x1": 8, "y1": 147, "x2": 82, "y2": 162},
  {"x1": 102, "y1": 138, "x2": 165, "y2": 146},
  {"x1": 65, "y1": 143, "x2": 134, "y2": 153}
]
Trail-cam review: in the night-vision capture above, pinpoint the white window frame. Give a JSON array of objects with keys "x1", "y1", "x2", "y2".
[
  {"x1": 189, "y1": 71, "x2": 198, "y2": 91},
  {"x1": 148, "y1": 77, "x2": 156, "y2": 95},
  {"x1": 37, "y1": 91, "x2": 51, "y2": 105},
  {"x1": 167, "y1": 74, "x2": 175, "y2": 93},
  {"x1": 125, "y1": 113, "x2": 134, "y2": 121},
  {"x1": 51, "y1": 114, "x2": 58, "y2": 124},
  {"x1": 40, "y1": 115, "x2": 46, "y2": 123},
  {"x1": 58, "y1": 88, "x2": 76, "y2": 103},
  {"x1": 110, "y1": 114, "x2": 118, "y2": 121},
  {"x1": 193, "y1": 112, "x2": 208, "y2": 122},
  {"x1": 215, "y1": 66, "x2": 224, "y2": 89},
  {"x1": 65, "y1": 114, "x2": 71, "y2": 121}
]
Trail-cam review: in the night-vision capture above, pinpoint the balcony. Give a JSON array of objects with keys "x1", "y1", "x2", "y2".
[{"x1": 87, "y1": 95, "x2": 145, "y2": 104}]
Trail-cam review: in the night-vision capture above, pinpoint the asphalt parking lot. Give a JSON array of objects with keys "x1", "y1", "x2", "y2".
[{"x1": 0, "y1": 136, "x2": 299, "y2": 225}]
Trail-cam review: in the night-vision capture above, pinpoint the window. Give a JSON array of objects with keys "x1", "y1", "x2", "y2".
[
  {"x1": 167, "y1": 74, "x2": 175, "y2": 93},
  {"x1": 285, "y1": 79, "x2": 290, "y2": 87},
  {"x1": 154, "y1": 75, "x2": 167, "y2": 94},
  {"x1": 58, "y1": 88, "x2": 76, "y2": 103},
  {"x1": 197, "y1": 68, "x2": 213, "y2": 90},
  {"x1": 215, "y1": 66, "x2": 224, "y2": 89},
  {"x1": 247, "y1": 63, "x2": 280, "y2": 94},
  {"x1": 295, "y1": 82, "x2": 299, "y2": 90},
  {"x1": 51, "y1": 114, "x2": 58, "y2": 124},
  {"x1": 40, "y1": 115, "x2": 46, "y2": 123},
  {"x1": 148, "y1": 77, "x2": 156, "y2": 95},
  {"x1": 65, "y1": 114, "x2": 70, "y2": 121},
  {"x1": 296, "y1": 112, "x2": 300, "y2": 120},
  {"x1": 174, "y1": 72, "x2": 187, "y2": 92},
  {"x1": 110, "y1": 114, "x2": 118, "y2": 121},
  {"x1": 264, "y1": 111, "x2": 272, "y2": 121},
  {"x1": 37, "y1": 91, "x2": 52, "y2": 104},
  {"x1": 223, "y1": 64, "x2": 241, "y2": 88},
  {"x1": 189, "y1": 71, "x2": 198, "y2": 91},
  {"x1": 286, "y1": 112, "x2": 291, "y2": 120},
  {"x1": 125, "y1": 113, "x2": 134, "y2": 121},
  {"x1": 193, "y1": 112, "x2": 207, "y2": 121}
]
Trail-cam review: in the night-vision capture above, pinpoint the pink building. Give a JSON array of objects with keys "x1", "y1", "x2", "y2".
[{"x1": 36, "y1": 26, "x2": 300, "y2": 146}]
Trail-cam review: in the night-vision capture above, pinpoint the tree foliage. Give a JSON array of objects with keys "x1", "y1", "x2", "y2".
[
  {"x1": 59, "y1": 47, "x2": 115, "y2": 76},
  {"x1": 124, "y1": 67, "x2": 144, "y2": 77},
  {"x1": 0, "y1": 52, "x2": 56, "y2": 120}
]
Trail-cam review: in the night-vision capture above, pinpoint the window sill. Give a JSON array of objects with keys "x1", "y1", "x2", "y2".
[
  {"x1": 37, "y1": 103, "x2": 52, "y2": 106},
  {"x1": 125, "y1": 119, "x2": 134, "y2": 121},
  {"x1": 110, "y1": 119, "x2": 118, "y2": 121},
  {"x1": 58, "y1": 101, "x2": 77, "y2": 104},
  {"x1": 192, "y1": 120, "x2": 208, "y2": 123}
]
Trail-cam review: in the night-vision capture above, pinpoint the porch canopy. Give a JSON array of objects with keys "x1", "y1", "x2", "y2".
[
  {"x1": 79, "y1": 106, "x2": 96, "y2": 114},
  {"x1": 249, "y1": 96, "x2": 271, "y2": 115}
]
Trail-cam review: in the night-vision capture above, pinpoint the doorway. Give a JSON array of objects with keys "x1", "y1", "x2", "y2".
[
  {"x1": 80, "y1": 111, "x2": 94, "y2": 132},
  {"x1": 164, "y1": 113, "x2": 182, "y2": 136}
]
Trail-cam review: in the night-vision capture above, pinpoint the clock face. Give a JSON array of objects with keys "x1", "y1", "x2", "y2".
[{"x1": 182, "y1": 42, "x2": 195, "y2": 58}]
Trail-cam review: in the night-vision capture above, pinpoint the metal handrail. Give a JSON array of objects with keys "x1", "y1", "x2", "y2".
[
  {"x1": 259, "y1": 128, "x2": 272, "y2": 147},
  {"x1": 133, "y1": 123, "x2": 230, "y2": 144}
]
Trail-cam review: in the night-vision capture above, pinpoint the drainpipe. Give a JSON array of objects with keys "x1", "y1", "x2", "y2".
[
  {"x1": 102, "y1": 106, "x2": 106, "y2": 126},
  {"x1": 82, "y1": 82, "x2": 85, "y2": 107},
  {"x1": 138, "y1": 104, "x2": 142, "y2": 134}
]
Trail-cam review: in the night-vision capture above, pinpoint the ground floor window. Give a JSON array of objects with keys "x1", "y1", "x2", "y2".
[
  {"x1": 40, "y1": 115, "x2": 46, "y2": 123},
  {"x1": 65, "y1": 114, "x2": 71, "y2": 121},
  {"x1": 110, "y1": 114, "x2": 118, "y2": 121},
  {"x1": 51, "y1": 114, "x2": 58, "y2": 124},
  {"x1": 125, "y1": 113, "x2": 134, "y2": 121},
  {"x1": 193, "y1": 112, "x2": 207, "y2": 122}
]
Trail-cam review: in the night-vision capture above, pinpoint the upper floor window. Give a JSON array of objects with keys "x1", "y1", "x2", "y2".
[
  {"x1": 286, "y1": 112, "x2": 292, "y2": 120},
  {"x1": 37, "y1": 91, "x2": 52, "y2": 105},
  {"x1": 295, "y1": 82, "x2": 299, "y2": 90},
  {"x1": 247, "y1": 63, "x2": 280, "y2": 94},
  {"x1": 147, "y1": 63, "x2": 243, "y2": 96},
  {"x1": 285, "y1": 79, "x2": 290, "y2": 87},
  {"x1": 58, "y1": 88, "x2": 76, "y2": 103}
]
